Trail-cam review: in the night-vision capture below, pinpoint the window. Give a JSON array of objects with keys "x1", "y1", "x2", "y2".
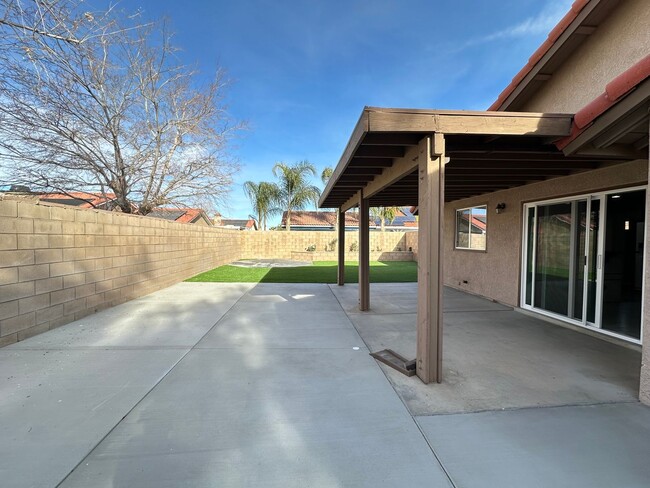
[{"x1": 455, "y1": 205, "x2": 487, "y2": 250}]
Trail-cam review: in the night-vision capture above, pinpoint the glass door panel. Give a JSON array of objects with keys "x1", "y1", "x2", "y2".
[
  {"x1": 570, "y1": 200, "x2": 587, "y2": 321},
  {"x1": 523, "y1": 189, "x2": 644, "y2": 342},
  {"x1": 534, "y1": 202, "x2": 572, "y2": 315},
  {"x1": 601, "y1": 190, "x2": 645, "y2": 339},
  {"x1": 586, "y1": 198, "x2": 600, "y2": 324},
  {"x1": 525, "y1": 207, "x2": 535, "y2": 306}
]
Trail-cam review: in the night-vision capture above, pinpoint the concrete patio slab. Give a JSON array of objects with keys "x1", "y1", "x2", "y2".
[
  {"x1": 10, "y1": 283, "x2": 254, "y2": 349},
  {"x1": 61, "y1": 348, "x2": 452, "y2": 488},
  {"x1": 417, "y1": 402, "x2": 650, "y2": 488},
  {"x1": 59, "y1": 283, "x2": 453, "y2": 487},
  {"x1": 2, "y1": 280, "x2": 647, "y2": 488},
  {"x1": 197, "y1": 284, "x2": 364, "y2": 349},
  {"x1": 335, "y1": 283, "x2": 641, "y2": 415},
  {"x1": 329, "y1": 283, "x2": 512, "y2": 314},
  {"x1": 1, "y1": 282, "x2": 253, "y2": 488},
  {"x1": 198, "y1": 324, "x2": 365, "y2": 349},
  {"x1": 0, "y1": 348, "x2": 187, "y2": 488}
]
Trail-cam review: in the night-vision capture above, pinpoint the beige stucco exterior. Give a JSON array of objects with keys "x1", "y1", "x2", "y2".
[
  {"x1": 466, "y1": 0, "x2": 650, "y2": 403},
  {"x1": 519, "y1": 0, "x2": 650, "y2": 114},
  {"x1": 443, "y1": 159, "x2": 648, "y2": 307}
]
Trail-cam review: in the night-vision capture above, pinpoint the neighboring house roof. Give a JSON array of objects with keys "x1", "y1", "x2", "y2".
[
  {"x1": 39, "y1": 191, "x2": 117, "y2": 209},
  {"x1": 281, "y1": 211, "x2": 360, "y2": 228},
  {"x1": 372, "y1": 207, "x2": 418, "y2": 228},
  {"x1": 148, "y1": 208, "x2": 213, "y2": 225},
  {"x1": 457, "y1": 212, "x2": 487, "y2": 234},
  {"x1": 470, "y1": 215, "x2": 486, "y2": 233},
  {"x1": 0, "y1": 184, "x2": 32, "y2": 193},
  {"x1": 281, "y1": 208, "x2": 418, "y2": 229},
  {"x1": 220, "y1": 219, "x2": 257, "y2": 230}
]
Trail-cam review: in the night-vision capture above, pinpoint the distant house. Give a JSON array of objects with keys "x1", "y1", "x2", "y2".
[
  {"x1": 147, "y1": 208, "x2": 213, "y2": 226},
  {"x1": 213, "y1": 213, "x2": 257, "y2": 230},
  {"x1": 280, "y1": 211, "x2": 358, "y2": 231},
  {"x1": 38, "y1": 191, "x2": 118, "y2": 210},
  {"x1": 221, "y1": 219, "x2": 257, "y2": 231},
  {"x1": 372, "y1": 207, "x2": 418, "y2": 231},
  {"x1": 280, "y1": 208, "x2": 418, "y2": 231}
]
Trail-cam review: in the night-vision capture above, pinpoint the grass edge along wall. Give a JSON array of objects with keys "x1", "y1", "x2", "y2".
[
  {"x1": 0, "y1": 199, "x2": 242, "y2": 346},
  {"x1": 0, "y1": 198, "x2": 417, "y2": 345}
]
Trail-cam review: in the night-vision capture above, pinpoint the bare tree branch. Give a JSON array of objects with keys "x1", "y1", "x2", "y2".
[{"x1": 0, "y1": 0, "x2": 243, "y2": 215}]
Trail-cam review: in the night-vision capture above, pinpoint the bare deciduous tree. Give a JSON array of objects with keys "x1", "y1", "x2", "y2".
[{"x1": 0, "y1": 0, "x2": 242, "y2": 214}]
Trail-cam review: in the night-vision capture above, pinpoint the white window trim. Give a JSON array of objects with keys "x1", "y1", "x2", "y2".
[{"x1": 455, "y1": 205, "x2": 487, "y2": 251}]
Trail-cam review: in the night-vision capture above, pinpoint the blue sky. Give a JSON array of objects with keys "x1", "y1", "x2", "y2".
[{"x1": 123, "y1": 0, "x2": 572, "y2": 222}]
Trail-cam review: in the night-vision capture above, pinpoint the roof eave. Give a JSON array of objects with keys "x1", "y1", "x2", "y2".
[{"x1": 490, "y1": 0, "x2": 612, "y2": 112}]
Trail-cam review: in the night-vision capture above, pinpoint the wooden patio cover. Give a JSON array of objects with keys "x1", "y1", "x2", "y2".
[{"x1": 318, "y1": 107, "x2": 631, "y2": 385}]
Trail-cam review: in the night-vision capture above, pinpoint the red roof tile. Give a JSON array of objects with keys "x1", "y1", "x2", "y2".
[
  {"x1": 175, "y1": 208, "x2": 202, "y2": 223},
  {"x1": 282, "y1": 211, "x2": 360, "y2": 227},
  {"x1": 150, "y1": 207, "x2": 212, "y2": 225},
  {"x1": 488, "y1": 0, "x2": 590, "y2": 111},
  {"x1": 39, "y1": 191, "x2": 116, "y2": 208},
  {"x1": 556, "y1": 54, "x2": 650, "y2": 149}
]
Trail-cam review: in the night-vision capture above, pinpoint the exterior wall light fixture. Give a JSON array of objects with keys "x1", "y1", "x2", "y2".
[{"x1": 495, "y1": 203, "x2": 506, "y2": 214}]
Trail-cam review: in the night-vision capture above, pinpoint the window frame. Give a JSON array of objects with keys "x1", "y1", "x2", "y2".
[{"x1": 454, "y1": 204, "x2": 487, "y2": 251}]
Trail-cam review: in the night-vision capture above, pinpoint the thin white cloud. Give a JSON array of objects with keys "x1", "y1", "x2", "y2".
[{"x1": 461, "y1": 0, "x2": 573, "y2": 49}]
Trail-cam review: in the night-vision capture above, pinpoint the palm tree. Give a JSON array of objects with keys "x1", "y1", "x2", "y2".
[
  {"x1": 320, "y1": 165, "x2": 338, "y2": 230},
  {"x1": 321, "y1": 166, "x2": 333, "y2": 185},
  {"x1": 371, "y1": 206, "x2": 400, "y2": 232},
  {"x1": 243, "y1": 181, "x2": 280, "y2": 231},
  {"x1": 273, "y1": 161, "x2": 321, "y2": 231}
]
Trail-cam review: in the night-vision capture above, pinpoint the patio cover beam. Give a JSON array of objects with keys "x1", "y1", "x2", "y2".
[
  {"x1": 319, "y1": 107, "x2": 573, "y2": 210},
  {"x1": 340, "y1": 191, "x2": 362, "y2": 212},
  {"x1": 367, "y1": 109, "x2": 572, "y2": 136}
]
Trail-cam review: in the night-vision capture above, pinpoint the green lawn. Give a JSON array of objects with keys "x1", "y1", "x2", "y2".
[{"x1": 186, "y1": 260, "x2": 417, "y2": 283}]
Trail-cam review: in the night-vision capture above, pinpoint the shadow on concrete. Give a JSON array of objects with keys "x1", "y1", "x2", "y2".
[
  {"x1": 332, "y1": 283, "x2": 641, "y2": 416},
  {"x1": 12, "y1": 282, "x2": 452, "y2": 487}
]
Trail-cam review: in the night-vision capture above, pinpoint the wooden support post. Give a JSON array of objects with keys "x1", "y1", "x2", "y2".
[
  {"x1": 359, "y1": 193, "x2": 370, "y2": 311},
  {"x1": 416, "y1": 133, "x2": 446, "y2": 384},
  {"x1": 337, "y1": 208, "x2": 345, "y2": 286}
]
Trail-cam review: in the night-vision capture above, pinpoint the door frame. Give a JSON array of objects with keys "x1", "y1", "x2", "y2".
[{"x1": 520, "y1": 185, "x2": 646, "y2": 345}]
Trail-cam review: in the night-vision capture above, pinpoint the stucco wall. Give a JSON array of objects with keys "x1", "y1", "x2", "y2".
[
  {"x1": 0, "y1": 199, "x2": 242, "y2": 346},
  {"x1": 519, "y1": 0, "x2": 650, "y2": 113},
  {"x1": 443, "y1": 159, "x2": 648, "y2": 306}
]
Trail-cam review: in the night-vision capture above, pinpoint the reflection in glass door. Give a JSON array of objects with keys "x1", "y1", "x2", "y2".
[
  {"x1": 533, "y1": 202, "x2": 572, "y2": 316},
  {"x1": 601, "y1": 190, "x2": 646, "y2": 339},
  {"x1": 528, "y1": 199, "x2": 599, "y2": 323},
  {"x1": 522, "y1": 191, "x2": 643, "y2": 342}
]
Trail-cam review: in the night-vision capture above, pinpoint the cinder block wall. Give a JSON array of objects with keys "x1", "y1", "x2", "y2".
[
  {"x1": 0, "y1": 199, "x2": 242, "y2": 346},
  {"x1": 240, "y1": 230, "x2": 413, "y2": 259},
  {"x1": 404, "y1": 232, "x2": 418, "y2": 261}
]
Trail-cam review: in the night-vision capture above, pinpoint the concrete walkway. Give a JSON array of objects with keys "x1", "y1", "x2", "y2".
[
  {"x1": 1, "y1": 282, "x2": 649, "y2": 487},
  {"x1": 333, "y1": 283, "x2": 641, "y2": 415}
]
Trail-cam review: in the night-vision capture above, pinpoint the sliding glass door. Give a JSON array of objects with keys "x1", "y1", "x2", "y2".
[{"x1": 522, "y1": 188, "x2": 644, "y2": 342}]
